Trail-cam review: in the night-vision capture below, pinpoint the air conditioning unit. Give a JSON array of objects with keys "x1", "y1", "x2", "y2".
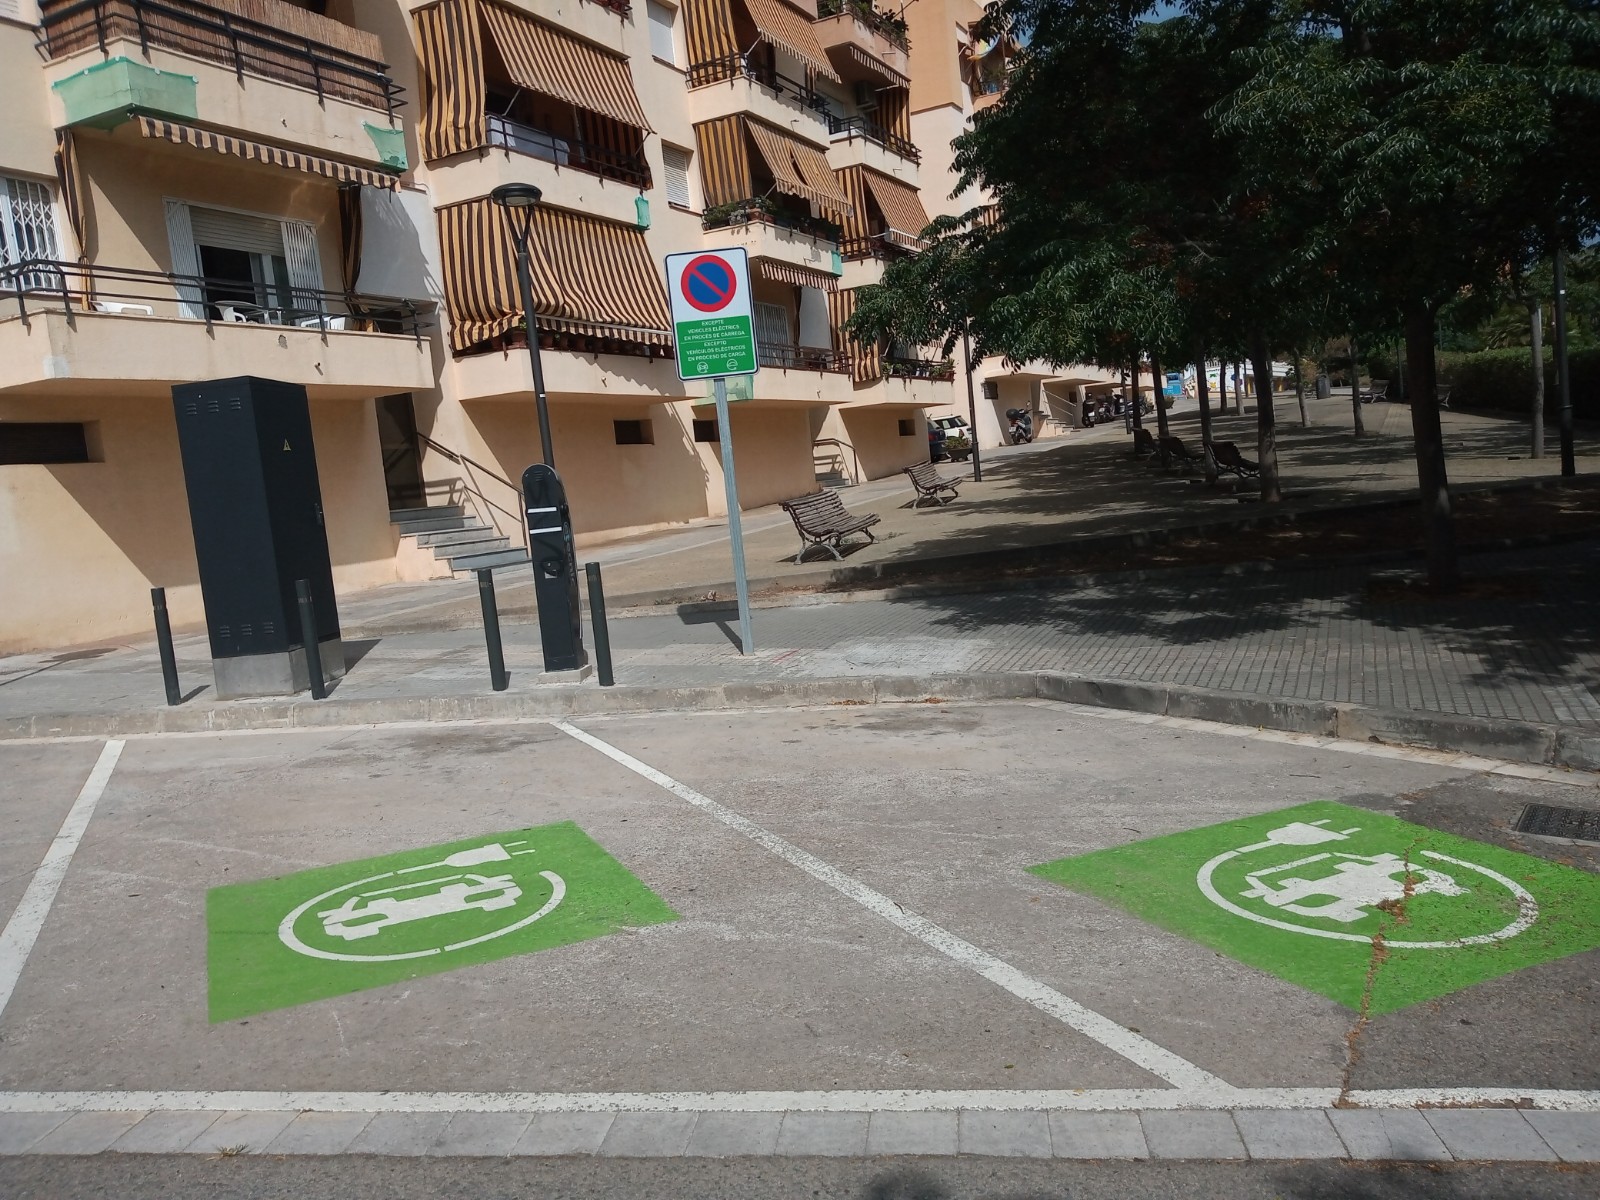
[
  {"x1": 854, "y1": 80, "x2": 880, "y2": 109},
  {"x1": 981, "y1": 381, "x2": 999, "y2": 400}
]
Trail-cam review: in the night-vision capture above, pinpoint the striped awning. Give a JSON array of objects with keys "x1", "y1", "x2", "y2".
[
  {"x1": 436, "y1": 197, "x2": 671, "y2": 353},
  {"x1": 845, "y1": 44, "x2": 908, "y2": 89},
  {"x1": 828, "y1": 286, "x2": 880, "y2": 382},
  {"x1": 416, "y1": 0, "x2": 487, "y2": 161},
  {"x1": 746, "y1": 120, "x2": 853, "y2": 214},
  {"x1": 479, "y1": 1, "x2": 651, "y2": 133},
  {"x1": 744, "y1": 0, "x2": 841, "y2": 82},
  {"x1": 860, "y1": 171, "x2": 930, "y2": 247},
  {"x1": 755, "y1": 257, "x2": 838, "y2": 292},
  {"x1": 137, "y1": 116, "x2": 401, "y2": 189}
]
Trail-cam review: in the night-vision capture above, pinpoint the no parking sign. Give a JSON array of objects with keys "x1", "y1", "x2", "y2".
[{"x1": 666, "y1": 248, "x2": 758, "y2": 380}]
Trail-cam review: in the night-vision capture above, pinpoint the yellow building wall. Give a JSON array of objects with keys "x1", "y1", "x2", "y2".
[
  {"x1": 836, "y1": 406, "x2": 926, "y2": 480},
  {"x1": 0, "y1": 18, "x2": 56, "y2": 180},
  {"x1": 0, "y1": 392, "x2": 398, "y2": 653}
]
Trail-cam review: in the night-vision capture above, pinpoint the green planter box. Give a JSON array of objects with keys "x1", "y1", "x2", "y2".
[{"x1": 53, "y1": 57, "x2": 198, "y2": 129}]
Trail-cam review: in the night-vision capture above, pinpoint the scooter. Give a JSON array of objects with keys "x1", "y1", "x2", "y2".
[{"x1": 1005, "y1": 408, "x2": 1034, "y2": 444}]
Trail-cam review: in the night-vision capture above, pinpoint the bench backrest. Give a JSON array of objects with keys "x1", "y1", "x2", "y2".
[
  {"x1": 1159, "y1": 434, "x2": 1190, "y2": 455},
  {"x1": 1134, "y1": 427, "x2": 1156, "y2": 447},
  {"x1": 1212, "y1": 440, "x2": 1242, "y2": 466},
  {"x1": 905, "y1": 461, "x2": 939, "y2": 489},
  {"x1": 782, "y1": 490, "x2": 850, "y2": 531}
]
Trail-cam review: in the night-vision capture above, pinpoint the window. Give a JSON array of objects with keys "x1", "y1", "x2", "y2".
[
  {"x1": 755, "y1": 302, "x2": 791, "y2": 350},
  {"x1": 647, "y1": 0, "x2": 678, "y2": 65},
  {"x1": 165, "y1": 201, "x2": 322, "y2": 322},
  {"x1": 1, "y1": 422, "x2": 92, "y2": 465},
  {"x1": 662, "y1": 145, "x2": 693, "y2": 209},
  {"x1": 898, "y1": 418, "x2": 915, "y2": 437},
  {"x1": 0, "y1": 175, "x2": 62, "y2": 292},
  {"x1": 692, "y1": 418, "x2": 719, "y2": 443},
  {"x1": 614, "y1": 419, "x2": 653, "y2": 445}
]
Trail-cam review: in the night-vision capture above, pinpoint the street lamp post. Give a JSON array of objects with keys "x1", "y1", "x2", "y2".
[{"x1": 492, "y1": 183, "x2": 556, "y2": 469}]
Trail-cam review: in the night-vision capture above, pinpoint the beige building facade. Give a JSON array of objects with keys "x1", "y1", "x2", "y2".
[{"x1": 1, "y1": 0, "x2": 958, "y2": 651}]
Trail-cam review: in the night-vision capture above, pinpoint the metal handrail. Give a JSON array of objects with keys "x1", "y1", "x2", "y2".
[
  {"x1": 826, "y1": 113, "x2": 920, "y2": 162},
  {"x1": 840, "y1": 230, "x2": 923, "y2": 260},
  {"x1": 760, "y1": 341, "x2": 850, "y2": 373},
  {"x1": 37, "y1": 0, "x2": 404, "y2": 117},
  {"x1": 486, "y1": 113, "x2": 649, "y2": 188},
  {"x1": 811, "y1": 435, "x2": 861, "y2": 483},
  {"x1": 688, "y1": 53, "x2": 830, "y2": 117},
  {"x1": 1, "y1": 258, "x2": 428, "y2": 343},
  {"x1": 415, "y1": 431, "x2": 529, "y2": 552}
]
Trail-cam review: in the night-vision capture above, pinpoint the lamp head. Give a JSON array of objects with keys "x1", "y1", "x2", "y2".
[{"x1": 491, "y1": 183, "x2": 543, "y2": 209}]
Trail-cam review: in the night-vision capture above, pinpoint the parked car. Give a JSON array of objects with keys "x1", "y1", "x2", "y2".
[
  {"x1": 929, "y1": 415, "x2": 972, "y2": 441},
  {"x1": 928, "y1": 425, "x2": 948, "y2": 462}
]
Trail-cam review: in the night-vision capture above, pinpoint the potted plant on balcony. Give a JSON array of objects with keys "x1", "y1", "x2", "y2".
[{"x1": 943, "y1": 432, "x2": 972, "y2": 461}]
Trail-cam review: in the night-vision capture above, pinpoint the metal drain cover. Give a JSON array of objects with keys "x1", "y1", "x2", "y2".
[{"x1": 1515, "y1": 803, "x2": 1600, "y2": 843}]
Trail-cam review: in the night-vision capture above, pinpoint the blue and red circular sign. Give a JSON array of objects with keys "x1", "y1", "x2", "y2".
[{"x1": 680, "y1": 253, "x2": 739, "y2": 313}]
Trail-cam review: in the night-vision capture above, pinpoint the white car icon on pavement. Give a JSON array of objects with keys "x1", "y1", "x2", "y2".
[{"x1": 318, "y1": 872, "x2": 523, "y2": 941}]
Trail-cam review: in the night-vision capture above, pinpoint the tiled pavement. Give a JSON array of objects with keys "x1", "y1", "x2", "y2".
[{"x1": 2, "y1": 1105, "x2": 1597, "y2": 1160}]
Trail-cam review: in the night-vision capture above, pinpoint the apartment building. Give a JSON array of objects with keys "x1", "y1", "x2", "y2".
[{"x1": 1, "y1": 0, "x2": 954, "y2": 651}]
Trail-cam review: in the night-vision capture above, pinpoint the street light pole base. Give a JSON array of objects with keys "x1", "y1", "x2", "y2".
[{"x1": 538, "y1": 662, "x2": 594, "y2": 685}]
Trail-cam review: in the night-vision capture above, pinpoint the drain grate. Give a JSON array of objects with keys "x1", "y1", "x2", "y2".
[{"x1": 1514, "y1": 803, "x2": 1600, "y2": 843}]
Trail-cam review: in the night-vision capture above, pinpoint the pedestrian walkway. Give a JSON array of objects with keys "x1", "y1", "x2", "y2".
[{"x1": 4, "y1": 541, "x2": 1597, "y2": 732}]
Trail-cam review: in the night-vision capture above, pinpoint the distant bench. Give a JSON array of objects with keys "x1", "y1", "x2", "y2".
[
  {"x1": 780, "y1": 490, "x2": 882, "y2": 563},
  {"x1": 903, "y1": 461, "x2": 962, "y2": 507},
  {"x1": 1211, "y1": 440, "x2": 1259, "y2": 479}
]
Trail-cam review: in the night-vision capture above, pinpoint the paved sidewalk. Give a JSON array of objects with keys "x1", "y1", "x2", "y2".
[{"x1": 4, "y1": 541, "x2": 1597, "y2": 732}]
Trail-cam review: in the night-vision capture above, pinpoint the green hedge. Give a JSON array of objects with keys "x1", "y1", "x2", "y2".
[{"x1": 1356, "y1": 348, "x2": 1598, "y2": 419}]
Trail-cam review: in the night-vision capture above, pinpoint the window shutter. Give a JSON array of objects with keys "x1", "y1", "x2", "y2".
[
  {"x1": 0, "y1": 2, "x2": 24, "y2": 22},
  {"x1": 281, "y1": 220, "x2": 324, "y2": 310},
  {"x1": 647, "y1": 1, "x2": 676, "y2": 63},
  {"x1": 188, "y1": 207, "x2": 287, "y2": 256},
  {"x1": 1, "y1": 176, "x2": 61, "y2": 280},
  {"x1": 163, "y1": 199, "x2": 205, "y2": 318},
  {"x1": 755, "y1": 301, "x2": 790, "y2": 350},
  {"x1": 662, "y1": 145, "x2": 691, "y2": 208}
]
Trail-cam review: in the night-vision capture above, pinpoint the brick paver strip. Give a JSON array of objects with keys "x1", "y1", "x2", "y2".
[
  {"x1": 1232, "y1": 1109, "x2": 1347, "y2": 1159},
  {"x1": 27, "y1": 1111, "x2": 146, "y2": 1155},
  {"x1": 110, "y1": 1111, "x2": 221, "y2": 1154},
  {"x1": 1048, "y1": 1111, "x2": 1150, "y2": 1158},
  {"x1": 958, "y1": 1110, "x2": 1053, "y2": 1157},
  {"x1": 865, "y1": 1111, "x2": 960, "y2": 1155},
  {"x1": 428, "y1": 1112, "x2": 534, "y2": 1156},
  {"x1": 774, "y1": 1112, "x2": 869, "y2": 1156},
  {"x1": 1522, "y1": 1112, "x2": 1600, "y2": 1162},
  {"x1": 262, "y1": 1111, "x2": 375, "y2": 1155},
  {"x1": 599, "y1": 1112, "x2": 698, "y2": 1157},
  {"x1": 185, "y1": 1110, "x2": 297, "y2": 1154},
  {"x1": 684, "y1": 1112, "x2": 783, "y2": 1156},
  {"x1": 345, "y1": 1112, "x2": 452, "y2": 1156},
  {"x1": 0, "y1": 1113, "x2": 68, "y2": 1154}
]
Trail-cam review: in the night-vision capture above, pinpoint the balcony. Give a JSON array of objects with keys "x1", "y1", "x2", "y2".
[
  {"x1": 0, "y1": 259, "x2": 432, "y2": 398},
  {"x1": 882, "y1": 355, "x2": 954, "y2": 382},
  {"x1": 702, "y1": 199, "x2": 841, "y2": 281},
  {"x1": 486, "y1": 113, "x2": 649, "y2": 189},
  {"x1": 815, "y1": 0, "x2": 909, "y2": 54},
  {"x1": 759, "y1": 342, "x2": 849, "y2": 373},
  {"x1": 826, "y1": 113, "x2": 918, "y2": 164},
  {"x1": 686, "y1": 53, "x2": 831, "y2": 137},
  {"x1": 38, "y1": 0, "x2": 404, "y2": 167}
]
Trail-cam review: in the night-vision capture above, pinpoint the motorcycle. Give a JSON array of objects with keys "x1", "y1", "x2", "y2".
[{"x1": 1005, "y1": 408, "x2": 1034, "y2": 444}]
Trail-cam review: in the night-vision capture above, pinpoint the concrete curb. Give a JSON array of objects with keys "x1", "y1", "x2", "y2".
[{"x1": 6, "y1": 671, "x2": 1596, "y2": 774}]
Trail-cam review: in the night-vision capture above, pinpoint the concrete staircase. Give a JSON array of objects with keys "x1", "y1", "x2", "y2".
[{"x1": 389, "y1": 505, "x2": 529, "y2": 576}]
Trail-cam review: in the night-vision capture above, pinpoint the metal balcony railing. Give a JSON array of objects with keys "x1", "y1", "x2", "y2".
[
  {"x1": 486, "y1": 113, "x2": 649, "y2": 188},
  {"x1": 826, "y1": 113, "x2": 919, "y2": 163},
  {"x1": 882, "y1": 355, "x2": 955, "y2": 381},
  {"x1": 38, "y1": 0, "x2": 403, "y2": 117},
  {"x1": 759, "y1": 342, "x2": 849, "y2": 373},
  {"x1": 1, "y1": 259, "x2": 427, "y2": 343},
  {"x1": 688, "y1": 52, "x2": 830, "y2": 118},
  {"x1": 816, "y1": 0, "x2": 910, "y2": 53},
  {"x1": 703, "y1": 197, "x2": 842, "y2": 243},
  {"x1": 840, "y1": 230, "x2": 925, "y2": 260}
]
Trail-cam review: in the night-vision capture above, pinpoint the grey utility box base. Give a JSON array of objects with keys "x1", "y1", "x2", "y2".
[
  {"x1": 214, "y1": 638, "x2": 347, "y2": 699},
  {"x1": 537, "y1": 661, "x2": 593, "y2": 686}
]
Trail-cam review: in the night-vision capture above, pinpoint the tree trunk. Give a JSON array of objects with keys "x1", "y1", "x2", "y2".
[
  {"x1": 1530, "y1": 298, "x2": 1545, "y2": 459},
  {"x1": 1151, "y1": 354, "x2": 1169, "y2": 439},
  {"x1": 1129, "y1": 356, "x2": 1145, "y2": 431},
  {"x1": 1215, "y1": 360, "x2": 1227, "y2": 414},
  {"x1": 1404, "y1": 304, "x2": 1459, "y2": 592},
  {"x1": 1195, "y1": 340, "x2": 1217, "y2": 485},
  {"x1": 1349, "y1": 335, "x2": 1366, "y2": 437},
  {"x1": 1237, "y1": 363, "x2": 1248, "y2": 414},
  {"x1": 1295, "y1": 353, "x2": 1309, "y2": 426},
  {"x1": 1250, "y1": 330, "x2": 1281, "y2": 502}
]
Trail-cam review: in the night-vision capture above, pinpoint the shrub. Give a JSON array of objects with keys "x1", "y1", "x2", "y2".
[{"x1": 1440, "y1": 348, "x2": 1600, "y2": 420}]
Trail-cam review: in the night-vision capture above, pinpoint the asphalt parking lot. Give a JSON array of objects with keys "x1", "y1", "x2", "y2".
[{"x1": 3, "y1": 700, "x2": 1597, "y2": 1108}]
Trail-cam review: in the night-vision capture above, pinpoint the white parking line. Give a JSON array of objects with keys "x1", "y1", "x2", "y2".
[
  {"x1": 0, "y1": 739, "x2": 123, "y2": 1019},
  {"x1": 553, "y1": 720, "x2": 1232, "y2": 1096}
]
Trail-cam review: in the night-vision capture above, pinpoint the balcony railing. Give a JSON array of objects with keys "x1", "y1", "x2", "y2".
[
  {"x1": 2, "y1": 259, "x2": 427, "y2": 343},
  {"x1": 703, "y1": 197, "x2": 842, "y2": 243},
  {"x1": 840, "y1": 230, "x2": 925, "y2": 260},
  {"x1": 38, "y1": 0, "x2": 403, "y2": 116},
  {"x1": 826, "y1": 113, "x2": 919, "y2": 163},
  {"x1": 816, "y1": 0, "x2": 910, "y2": 53},
  {"x1": 688, "y1": 52, "x2": 830, "y2": 117},
  {"x1": 883, "y1": 355, "x2": 954, "y2": 381},
  {"x1": 759, "y1": 341, "x2": 850, "y2": 373},
  {"x1": 487, "y1": 114, "x2": 650, "y2": 188}
]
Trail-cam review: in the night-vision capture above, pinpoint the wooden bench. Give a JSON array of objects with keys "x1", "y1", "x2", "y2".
[
  {"x1": 780, "y1": 490, "x2": 882, "y2": 562},
  {"x1": 1211, "y1": 440, "x2": 1260, "y2": 479},
  {"x1": 1358, "y1": 378, "x2": 1388, "y2": 404},
  {"x1": 1437, "y1": 385, "x2": 1452, "y2": 410},
  {"x1": 1157, "y1": 434, "x2": 1205, "y2": 473},
  {"x1": 1131, "y1": 426, "x2": 1157, "y2": 458},
  {"x1": 903, "y1": 461, "x2": 962, "y2": 507}
]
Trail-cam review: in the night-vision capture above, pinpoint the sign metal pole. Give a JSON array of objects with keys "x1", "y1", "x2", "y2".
[{"x1": 713, "y1": 375, "x2": 754, "y2": 655}]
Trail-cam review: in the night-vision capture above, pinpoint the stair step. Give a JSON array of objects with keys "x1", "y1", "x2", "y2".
[
  {"x1": 395, "y1": 514, "x2": 477, "y2": 534},
  {"x1": 433, "y1": 536, "x2": 509, "y2": 559},
  {"x1": 416, "y1": 526, "x2": 497, "y2": 547},
  {"x1": 388, "y1": 504, "x2": 463, "y2": 523},
  {"x1": 450, "y1": 548, "x2": 531, "y2": 572}
]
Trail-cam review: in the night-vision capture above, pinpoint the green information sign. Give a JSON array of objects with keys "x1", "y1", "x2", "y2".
[
  {"x1": 677, "y1": 314, "x2": 757, "y2": 377},
  {"x1": 207, "y1": 821, "x2": 676, "y2": 1021},
  {"x1": 666, "y1": 248, "x2": 759, "y2": 381},
  {"x1": 1031, "y1": 801, "x2": 1600, "y2": 1014}
]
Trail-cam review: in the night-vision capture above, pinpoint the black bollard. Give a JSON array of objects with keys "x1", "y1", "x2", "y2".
[
  {"x1": 150, "y1": 587, "x2": 182, "y2": 706},
  {"x1": 585, "y1": 562, "x2": 614, "y2": 687},
  {"x1": 295, "y1": 579, "x2": 326, "y2": 700},
  {"x1": 477, "y1": 568, "x2": 509, "y2": 692}
]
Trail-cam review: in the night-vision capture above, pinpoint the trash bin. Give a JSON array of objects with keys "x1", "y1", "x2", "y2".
[{"x1": 1315, "y1": 374, "x2": 1331, "y2": 399}]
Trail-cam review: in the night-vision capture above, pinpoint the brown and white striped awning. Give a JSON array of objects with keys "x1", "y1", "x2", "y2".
[
  {"x1": 743, "y1": 0, "x2": 841, "y2": 82},
  {"x1": 436, "y1": 197, "x2": 671, "y2": 353},
  {"x1": 755, "y1": 257, "x2": 838, "y2": 292},
  {"x1": 844, "y1": 43, "x2": 909, "y2": 89},
  {"x1": 828, "y1": 286, "x2": 880, "y2": 383},
  {"x1": 479, "y1": 1, "x2": 651, "y2": 133},
  {"x1": 746, "y1": 120, "x2": 853, "y2": 214},
  {"x1": 860, "y1": 170, "x2": 930, "y2": 247},
  {"x1": 137, "y1": 116, "x2": 401, "y2": 189}
]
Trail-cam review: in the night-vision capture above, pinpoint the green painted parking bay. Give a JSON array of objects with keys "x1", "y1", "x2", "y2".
[
  {"x1": 1031, "y1": 801, "x2": 1600, "y2": 1014},
  {"x1": 207, "y1": 822, "x2": 677, "y2": 1021}
]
